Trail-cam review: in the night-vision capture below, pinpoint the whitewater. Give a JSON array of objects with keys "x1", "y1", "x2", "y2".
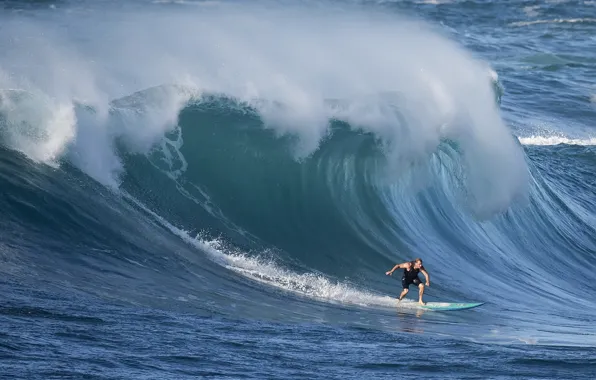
[{"x1": 1, "y1": 0, "x2": 596, "y2": 379}]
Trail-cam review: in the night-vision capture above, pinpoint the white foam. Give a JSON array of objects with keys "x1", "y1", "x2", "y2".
[
  {"x1": 120, "y1": 191, "x2": 408, "y2": 310},
  {"x1": 518, "y1": 135, "x2": 596, "y2": 146},
  {"x1": 0, "y1": 2, "x2": 528, "y2": 216},
  {"x1": 509, "y1": 18, "x2": 596, "y2": 27},
  {"x1": 199, "y1": 238, "x2": 404, "y2": 308},
  {"x1": 0, "y1": 89, "x2": 76, "y2": 166}
]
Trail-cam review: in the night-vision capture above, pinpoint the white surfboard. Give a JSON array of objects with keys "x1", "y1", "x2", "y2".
[{"x1": 419, "y1": 302, "x2": 484, "y2": 311}]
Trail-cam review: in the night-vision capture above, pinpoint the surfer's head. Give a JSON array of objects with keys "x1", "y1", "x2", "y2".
[{"x1": 413, "y1": 258, "x2": 423, "y2": 269}]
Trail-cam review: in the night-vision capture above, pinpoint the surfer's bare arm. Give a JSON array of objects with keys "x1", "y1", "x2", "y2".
[
  {"x1": 386, "y1": 262, "x2": 408, "y2": 276},
  {"x1": 421, "y1": 269, "x2": 430, "y2": 286}
]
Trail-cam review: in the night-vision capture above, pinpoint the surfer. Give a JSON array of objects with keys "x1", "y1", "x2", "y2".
[{"x1": 385, "y1": 258, "x2": 430, "y2": 305}]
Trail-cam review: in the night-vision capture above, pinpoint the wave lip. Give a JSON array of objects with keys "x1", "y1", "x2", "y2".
[{"x1": 0, "y1": 2, "x2": 530, "y2": 219}]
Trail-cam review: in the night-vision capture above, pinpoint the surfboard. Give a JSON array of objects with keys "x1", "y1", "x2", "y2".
[{"x1": 419, "y1": 302, "x2": 484, "y2": 311}]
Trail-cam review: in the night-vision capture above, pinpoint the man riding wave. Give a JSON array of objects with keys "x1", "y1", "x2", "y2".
[{"x1": 386, "y1": 258, "x2": 430, "y2": 305}]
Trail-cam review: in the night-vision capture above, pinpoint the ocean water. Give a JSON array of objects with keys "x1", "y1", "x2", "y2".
[{"x1": 1, "y1": 0, "x2": 595, "y2": 378}]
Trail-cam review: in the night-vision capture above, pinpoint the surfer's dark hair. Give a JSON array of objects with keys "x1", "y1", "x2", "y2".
[{"x1": 414, "y1": 258, "x2": 423, "y2": 264}]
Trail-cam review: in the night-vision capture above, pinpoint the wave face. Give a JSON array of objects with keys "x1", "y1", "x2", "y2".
[{"x1": 1, "y1": 0, "x2": 596, "y2": 348}]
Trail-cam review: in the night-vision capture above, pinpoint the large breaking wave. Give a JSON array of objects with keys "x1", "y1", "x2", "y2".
[{"x1": 1, "y1": 0, "x2": 595, "y2": 345}]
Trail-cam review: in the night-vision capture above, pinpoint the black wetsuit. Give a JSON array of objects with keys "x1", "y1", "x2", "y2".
[{"x1": 401, "y1": 263, "x2": 424, "y2": 289}]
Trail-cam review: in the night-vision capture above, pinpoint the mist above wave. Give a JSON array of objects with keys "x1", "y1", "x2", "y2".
[{"x1": 0, "y1": 2, "x2": 528, "y2": 215}]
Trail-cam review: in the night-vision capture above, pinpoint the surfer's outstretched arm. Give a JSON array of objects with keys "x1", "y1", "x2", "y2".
[{"x1": 386, "y1": 262, "x2": 408, "y2": 276}]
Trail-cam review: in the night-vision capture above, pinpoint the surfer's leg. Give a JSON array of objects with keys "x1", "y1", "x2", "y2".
[
  {"x1": 398, "y1": 288, "x2": 409, "y2": 301},
  {"x1": 398, "y1": 277, "x2": 410, "y2": 302},
  {"x1": 417, "y1": 283, "x2": 426, "y2": 305}
]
